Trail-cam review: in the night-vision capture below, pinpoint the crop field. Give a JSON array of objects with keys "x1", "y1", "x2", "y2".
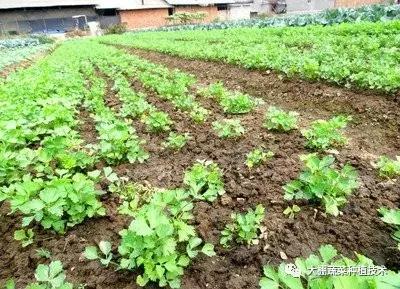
[
  {"x1": 0, "y1": 38, "x2": 52, "y2": 76},
  {"x1": 1, "y1": 15, "x2": 400, "y2": 289}
]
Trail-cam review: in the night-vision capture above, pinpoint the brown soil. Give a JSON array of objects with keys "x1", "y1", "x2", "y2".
[{"x1": 1, "y1": 47, "x2": 400, "y2": 289}]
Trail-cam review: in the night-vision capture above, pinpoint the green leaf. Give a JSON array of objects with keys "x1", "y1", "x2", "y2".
[
  {"x1": 201, "y1": 243, "x2": 216, "y2": 257},
  {"x1": 99, "y1": 241, "x2": 112, "y2": 255},
  {"x1": 84, "y1": 246, "x2": 99, "y2": 260},
  {"x1": 131, "y1": 216, "x2": 153, "y2": 236}
]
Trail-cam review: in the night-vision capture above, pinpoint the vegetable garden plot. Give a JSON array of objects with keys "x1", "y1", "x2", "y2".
[
  {"x1": 101, "y1": 20, "x2": 400, "y2": 92},
  {"x1": 0, "y1": 39, "x2": 400, "y2": 289}
]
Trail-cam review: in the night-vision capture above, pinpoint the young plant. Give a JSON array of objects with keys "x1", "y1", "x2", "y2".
[
  {"x1": 263, "y1": 106, "x2": 299, "y2": 132},
  {"x1": 302, "y1": 115, "x2": 351, "y2": 150},
  {"x1": 184, "y1": 160, "x2": 225, "y2": 202},
  {"x1": 84, "y1": 241, "x2": 113, "y2": 267},
  {"x1": 283, "y1": 153, "x2": 359, "y2": 216},
  {"x1": 142, "y1": 111, "x2": 173, "y2": 133},
  {"x1": 118, "y1": 189, "x2": 215, "y2": 288},
  {"x1": 189, "y1": 105, "x2": 209, "y2": 123},
  {"x1": 9, "y1": 173, "x2": 105, "y2": 234},
  {"x1": 163, "y1": 132, "x2": 191, "y2": 150},
  {"x1": 212, "y1": 119, "x2": 245, "y2": 138},
  {"x1": 28, "y1": 260, "x2": 73, "y2": 289},
  {"x1": 220, "y1": 92, "x2": 255, "y2": 114},
  {"x1": 220, "y1": 204, "x2": 265, "y2": 248},
  {"x1": 260, "y1": 244, "x2": 399, "y2": 289},
  {"x1": 14, "y1": 228, "x2": 34, "y2": 247},
  {"x1": 36, "y1": 248, "x2": 52, "y2": 259},
  {"x1": 283, "y1": 205, "x2": 301, "y2": 219},
  {"x1": 378, "y1": 207, "x2": 400, "y2": 250},
  {"x1": 376, "y1": 156, "x2": 400, "y2": 179},
  {"x1": 245, "y1": 148, "x2": 274, "y2": 168},
  {"x1": 116, "y1": 182, "x2": 156, "y2": 216}
]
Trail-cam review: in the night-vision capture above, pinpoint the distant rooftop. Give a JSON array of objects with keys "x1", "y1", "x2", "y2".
[{"x1": 0, "y1": 0, "x2": 172, "y2": 10}]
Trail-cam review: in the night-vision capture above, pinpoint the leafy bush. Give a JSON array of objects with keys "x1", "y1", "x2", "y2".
[
  {"x1": 378, "y1": 207, "x2": 400, "y2": 250},
  {"x1": 283, "y1": 154, "x2": 359, "y2": 216},
  {"x1": 142, "y1": 111, "x2": 173, "y2": 133},
  {"x1": 245, "y1": 148, "x2": 274, "y2": 168},
  {"x1": 376, "y1": 156, "x2": 400, "y2": 178},
  {"x1": 118, "y1": 189, "x2": 215, "y2": 288},
  {"x1": 264, "y1": 106, "x2": 299, "y2": 132},
  {"x1": 184, "y1": 160, "x2": 225, "y2": 202},
  {"x1": 212, "y1": 119, "x2": 245, "y2": 138},
  {"x1": 8, "y1": 173, "x2": 105, "y2": 234},
  {"x1": 163, "y1": 132, "x2": 191, "y2": 150},
  {"x1": 302, "y1": 115, "x2": 351, "y2": 150},
  {"x1": 260, "y1": 244, "x2": 400, "y2": 289},
  {"x1": 104, "y1": 23, "x2": 127, "y2": 35},
  {"x1": 220, "y1": 204, "x2": 265, "y2": 247}
]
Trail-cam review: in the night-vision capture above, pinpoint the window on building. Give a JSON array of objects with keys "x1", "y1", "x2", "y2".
[
  {"x1": 168, "y1": 8, "x2": 174, "y2": 16},
  {"x1": 98, "y1": 9, "x2": 117, "y2": 16},
  {"x1": 250, "y1": 12, "x2": 258, "y2": 18},
  {"x1": 217, "y1": 4, "x2": 228, "y2": 11}
]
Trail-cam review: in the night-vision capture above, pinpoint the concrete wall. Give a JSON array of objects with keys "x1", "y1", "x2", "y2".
[
  {"x1": 120, "y1": 8, "x2": 169, "y2": 29},
  {"x1": 286, "y1": 0, "x2": 334, "y2": 12},
  {"x1": 175, "y1": 5, "x2": 219, "y2": 22},
  {"x1": 335, "y1": 0, "x2": 384, "y2": 7},
  {"x1": 228, "y1": 4, "x2": 252, "y2": 20}
]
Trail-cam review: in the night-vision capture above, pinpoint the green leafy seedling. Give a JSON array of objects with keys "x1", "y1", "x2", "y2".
[
  {"x1": 283, "y1": 153, "x2": 359, "y2": 216},
  {"x1": 283, "y1": 205, "x2": 301, "y2": 219},
  {"x1": 302, "y1": 115, "x2": 351, "y2": 150},
  {"x1": 36, "y1": 248, "x2": 52, "y2": 259},
  {"x1": 376, "y1": 156, "x2": 400, "y2": 179},
  {"x1": 32, "y1": 260, "x2": 73, "y2": 289},
  {"x1": 264, "y1": 106, "x2": 298, "y2": 132},
  {"x1": 14, "y1": 228, "x2": 34, "y2": 247},
  {"x1": 163, "y1": 132, "x2": 191, "y2": 150},
  {"x1": 84, "y1": 240, "x2": 113, "y2": 267},
  {"x1": 378, "y1": 207, "x2": 400, "y2": 250},
  {"x1": 220, "y1": 204, "x2": 265, "y2": 248},
  {"x1": 212, "y1": 119, "x2": 245, "y2": 138},
  {"x1": 246, "y1": 148, "x2": 274, "y2": 168}
]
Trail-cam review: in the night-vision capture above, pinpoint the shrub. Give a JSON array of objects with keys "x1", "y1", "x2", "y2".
[
  {"x1": 283, "y1": 153, "x2": 359, "y2": 216},
  {"x1": 220, "y1": 204, "x2": 265, "y2": 247},
  {"x1": 302, "y1": 115, "x2": 351, "y2": 150},
  {"x1": 104, "y1": 23, "x2": 127, "y2": 35},
  {"x1": 184, "y1": 160, "x2": 225, "y2": 202},
  {"x1": 376, "y1": 156, "x2": 400, "y2": 178},
  {"x1": 263, "y1": 106, "x2": 299, "y2": 132},
  {"x1": 212, "y1": 119, "x2": 245, "y2": 138}
]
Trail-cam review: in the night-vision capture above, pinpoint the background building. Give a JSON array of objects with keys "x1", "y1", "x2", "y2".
[{"x1": 0, "y1": 0, "x2": 390, "y2": 34}]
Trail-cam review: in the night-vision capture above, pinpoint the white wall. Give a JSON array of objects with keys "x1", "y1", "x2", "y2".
[
  {"x1": 228, "y1": 4, "x2": 251, "y2": 20},
  {"x1": 286, "y1": 0, "x2": 334, "y2": 12}
]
